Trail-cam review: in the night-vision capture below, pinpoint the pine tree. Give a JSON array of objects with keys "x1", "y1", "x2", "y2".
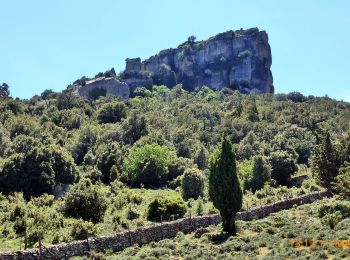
[
  {"x1": 209, "y1": 136, "x2": 242, "y2": 235},
  {"x1": 312, "y1": 132, "x2": 340, "y2": 189}
]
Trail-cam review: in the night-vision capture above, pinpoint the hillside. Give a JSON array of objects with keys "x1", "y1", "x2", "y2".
[
  {"x1": 0, "y1": 85, "x2": 349, "y2": 256},
  {"x1": 96, "y1": 198, "x2": 350, "y2": 259}
]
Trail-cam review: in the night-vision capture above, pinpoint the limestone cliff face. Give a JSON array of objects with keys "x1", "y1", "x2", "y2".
[{"x1": 122, "y1": 28, "x2": 274, "y2": 94}]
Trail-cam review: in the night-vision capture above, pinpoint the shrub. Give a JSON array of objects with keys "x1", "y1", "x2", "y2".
[
  {"x1": 97, "y1": 101, "x2": 127, "y2": 124},
  {"x1": 123, "y1": 144, "x2": 171, "y2": 187},
  {"x1": 270, "y1": 151, "x2": 297, "y2": 185},
  {"x1": 64, "y1": 179, "x2": 107, "y2": 224},
  {"x1": 181, "y1": 168, "x2": 205, "y2": 200},
  {"x1": 70, "y1": 219, "x2": 96, "y2": 240},
  {"x1": 147, "y1": 196, "x2": 187, "y2": 221},
  {"x1": 243, "y1": 156, "x2": 271, "y2": 192}
]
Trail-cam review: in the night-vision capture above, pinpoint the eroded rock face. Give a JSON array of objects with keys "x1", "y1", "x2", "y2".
[
  {"x1": 122, "y1": 28, "x2": 274, "y2": 94},
  {"x1": 71, "y1": 77, "x2": 130, "y2": 100}
]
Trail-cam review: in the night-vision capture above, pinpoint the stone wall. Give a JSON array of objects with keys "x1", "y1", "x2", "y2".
[{"x1": 0, "y1": 190, "x2": 329, "y2": 260}]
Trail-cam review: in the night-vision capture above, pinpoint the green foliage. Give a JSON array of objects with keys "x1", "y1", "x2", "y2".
[
  {"x1": 243, "y1": 97, "x2": 259, "y2": 122},
  {"x1": 147, "y1": 196, "x2": 187, "y2": 221},
  {"x1": 56, "y1": 91, "x2": 81, "y2": 110},
  {"x1": 122, "y1": 112, "x2": 148, "y2": 144},
  {"x1": 243, "y1": 156, "x2": 271, "y2": 192},
  {"x1": 96, "y1": 142, "x2": 123, "y2": 183},
  {"x1": 64, "y1": 179, "x2": 107, "y2": 224},
  {"x1": 0, "y1": 83, "x2": 10, "y2": 99},
  {"x1": 70, "y1": 219, "x2": 96, "y2": 240},
  {"x1": 270, "y1": 151, "x2": 297, "y2": 185},
  {"x1": 97, "y1": 101, "x2": 127, "y2": 124},
  {"x1": 181, "y1": 168, "x2": 205, "y2": 200},
  {"x1": 0, "y1": 144, "x2": 77, "y2": 199},
  {"x1": 209, "y1": 136, "x2": 242, "y2": 235},
  {"x1": 71, "y1": 125, "x2": 99, "y2": 165},
  {"x1": 333, "y1": 163, "x2": 350, "y2": 199},
  {"x1": 123, "y1": 144, "x2": 172, "y2": 187},
  {"x1": 312, "y1": 132, "x2": 340, "y2": 189}
]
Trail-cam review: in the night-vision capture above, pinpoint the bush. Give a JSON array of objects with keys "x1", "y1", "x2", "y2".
[
  {"x1": 244, "y1": 156, "x2": 271, "y2": 192},
  {"x1": 181, "y1": 168, "x2": 205, "y2": 200},
  {"x1": 270, "y1": 151, "x2": 297, "y2": 185},
  {"x1": 70, "y1": 219, "x2": 96, "y2": 240},
  {"x1": 97, "y1": 101, "x2": 127, "y2": 124},
  {"x1": 147, "y1": 196, "x2": 187, "y2": 221},
  {"x1": 123, "y1": 144, "x2": 171, "y2": 187},
  {"x1": 64, "y1": 179, "x2": 107, "y2": 224}
]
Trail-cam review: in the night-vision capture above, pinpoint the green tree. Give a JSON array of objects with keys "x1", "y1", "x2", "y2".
[
  {"x1": 123, "y1": 144, "x2": 171, "y2": 187},
  {"x1": 0, "y1": 83, "x2": 10, "y2": 99},
  {"x1": 0, "y1": 144, "x2": 77, "y2": 199},
  {"x1": 64, "y1": 179, "x2": 107, "y2": 224},
  {"x1": 270, "y1": 151, "x2": 297, "y2": 185},
  {"x1": 122, "y1": 112, "x2": 148, "y2": 144},
  {"x1": 312, "y1": 132, "x2": 340, "y2": 189},
  {"x1": 244, "y1": 156, "x2": 271, "y2": 192},
  {"x1": 147, "y1": 196, "x2": 187, "y2": 221},
  {"x1": 333, "y1": 163, "x2": 350, "y2": 200},
  {"x1": 181, "y1": 168, "x2": 205, "y2": 200},
  {"x1": 209, "y1": 136, "x2": 242, "y2": 235},
  {"x1": 243, "y1": 97, "x2": 259, "y2": 122},
  {"x1": 97, "y1": 101, "x2": 127, "y2": 124}
]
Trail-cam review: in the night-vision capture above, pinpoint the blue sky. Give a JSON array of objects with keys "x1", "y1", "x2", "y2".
[{"x1": 1, "y1": 0, "x2": 349, "y2": 101}]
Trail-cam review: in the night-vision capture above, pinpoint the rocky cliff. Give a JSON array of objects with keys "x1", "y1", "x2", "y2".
[
  {"x1": 121, "y1": 27, "x2": 274, "y2": 94},
  {"x1": 71, "y1": 28, "x2": 273, "y2": 99}
]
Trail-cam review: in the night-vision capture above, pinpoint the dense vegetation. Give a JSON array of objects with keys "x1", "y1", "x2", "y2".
[{"x1": 0, "y1": 83, "x2": 350, "y2": 253}]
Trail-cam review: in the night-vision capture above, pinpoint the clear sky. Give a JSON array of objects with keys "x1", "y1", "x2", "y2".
[{"x1": 1, "y1": 0, "x2": 349, "y2": 101}]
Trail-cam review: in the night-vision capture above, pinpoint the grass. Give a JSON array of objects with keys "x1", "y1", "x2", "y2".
[
  {"x1": 0, "y1": 180, "x2": 323, "y2": 253},
  {"x1": 80, "y1": 197, "x2": 350, "y2": 260}
]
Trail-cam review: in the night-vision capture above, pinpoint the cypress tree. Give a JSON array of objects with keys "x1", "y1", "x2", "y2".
[
  {"x1": 209, "y1": 136, "x2": 242, "y2": 235},
  {"x1": 312, "y1": 132, "x2": 340, "y2": 189}
]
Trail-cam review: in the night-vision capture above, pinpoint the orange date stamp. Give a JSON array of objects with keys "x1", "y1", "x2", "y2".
[{"x1": 290, "y1": 239, "x2": 350, "y2": 250}]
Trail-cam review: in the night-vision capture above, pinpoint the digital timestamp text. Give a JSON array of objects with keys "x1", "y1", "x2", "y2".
[{"x1": 290, "y1": 239, "x2": 350, "y2": 250}]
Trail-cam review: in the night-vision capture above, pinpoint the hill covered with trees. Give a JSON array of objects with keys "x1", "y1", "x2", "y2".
[{"x1": 0, "y1": 83, "x2": 349, "y2": 254}]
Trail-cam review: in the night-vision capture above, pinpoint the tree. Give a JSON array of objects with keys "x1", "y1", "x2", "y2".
[
  {"x1": 244, "y1": 156, "x2": 271, "y2": 192},
  {"x1": 123, "y1": 144, "x2": 171, "y2": 187},
  {"x1": 333, "y1": 163, "x2": 350, "y2": 200},
  {"x1": 40, "y1": 89, "x2": 55, "y2": 106},
  {"x1": 181, "y1": 168, "x2": 205, "y2": 200},
  {"x1": 243, "y1": 97, "x2": 259, "y2": 122},
  {"x1": 0, "y1": 83, "x2": 10, "y2": 99},
  {"x1": 96, "y1": 142, "x2": 123, "y2": 183},
  {"x1": 97, "y1": 101, "x2": 127, "y2": 124},
  {"x1": 71, "y1": 125, "x2": 99, "y2": 165},
  {"x1": 312, "y1": 132, "x2": 340, "y2": 189},
  {"x1": 0, "y1": 144, "x2": 77, "y2": 199},
  {"x1": 56, "y1": 91, "x2": 80, "y2": 110},
  {"x1": 209, "y1": 136, "x2": 242, "y2": 235},
  {"x1": 270, "y1": 151, "x2": 297, "y2": 185},
  {"x1": 122, "y1": 112, "x2": 148, "y2": 144},
  {"x1": 147, "y1": 196, "x2": 187, "y2": 221},
  {"x1": 64, "y1": 179, "x2": 107, "y2": 224}
]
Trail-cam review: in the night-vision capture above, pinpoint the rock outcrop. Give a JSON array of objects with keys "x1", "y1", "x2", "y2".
[
  {"x1": 121, "y1": 28, "x2": 274, "y2": 94},
  {"x1": 70, "y1": 77, "x2": 130, "y2": 100},
  {"x1": 70, "y1": 28, "x2": 274, "y2": 99}
]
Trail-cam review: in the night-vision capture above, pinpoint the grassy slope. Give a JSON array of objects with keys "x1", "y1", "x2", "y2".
[{"x1": 95, "y1": 198, "x2": 350, "y2": 260}]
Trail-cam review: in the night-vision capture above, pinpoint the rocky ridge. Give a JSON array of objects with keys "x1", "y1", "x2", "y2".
[{"x1": 70, "y1": 28, "x2": 274, "y2": 99}]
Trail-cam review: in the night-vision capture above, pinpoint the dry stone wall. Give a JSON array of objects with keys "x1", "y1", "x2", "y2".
[{"x1": 0, "y1": 190, "x2": 329, "y2": 260}]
